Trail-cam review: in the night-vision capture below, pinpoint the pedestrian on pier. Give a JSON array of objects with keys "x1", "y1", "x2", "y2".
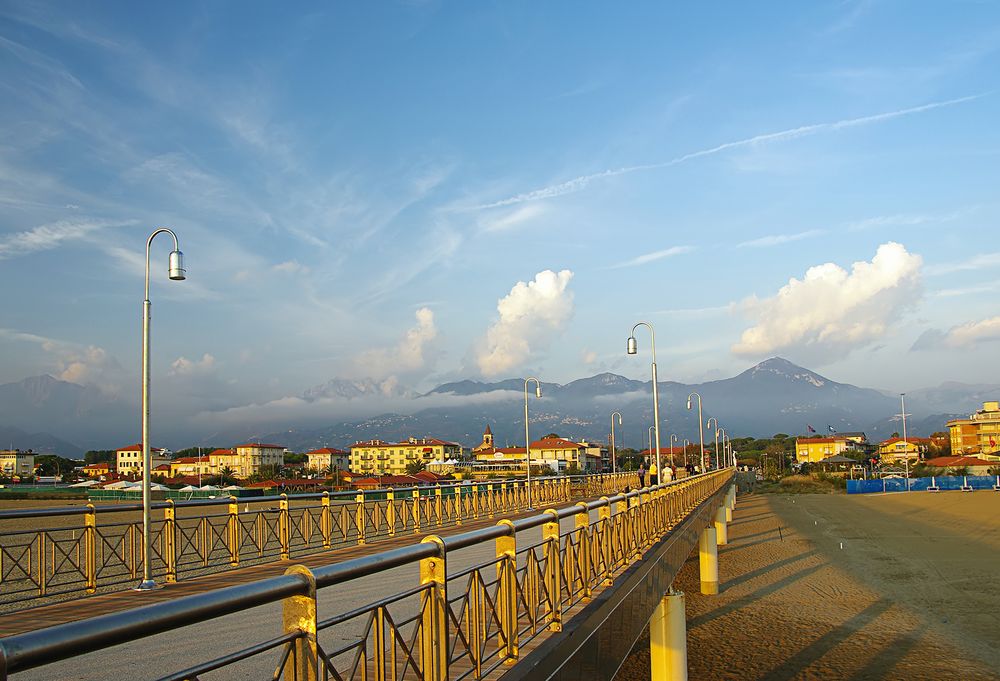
[{"x1": 638, "y1": 464, "x2": 646, "y2": 487}]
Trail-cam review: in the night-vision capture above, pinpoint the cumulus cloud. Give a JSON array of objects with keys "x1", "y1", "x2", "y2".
[
  {"x1": 912, "y1": 315, "x2": 1000, "y2": 351},
  {"x1": 476, "y1": 270, "x2": 575, "y2": 376},
  {"x1": 355, "y1": 307, "x2": 438, "y2": 379},
  {"x1": 732, "y1": 242, "x2": 922, "y2": 362},
  {"x1": 169, "y1": 353, "x2": 217, "y2": 376}
]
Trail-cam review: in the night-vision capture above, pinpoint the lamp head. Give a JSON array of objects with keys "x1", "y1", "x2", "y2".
[
  {"x1": 535, "y1": 385, "x2": 542, "y2": 399},
  {"x1": 168, "y1": 249, "x2": 186, "y2": 280},
  {"x1": 686, "y1": 397, "x2": 691, "y2": 410},
  {"x1": 627, "y1": 336, "x2": 637, "y2": 354}
]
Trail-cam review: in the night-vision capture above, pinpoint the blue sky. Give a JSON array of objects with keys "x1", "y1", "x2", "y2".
[{"x1": 1, "y1": 1, "x2": 999, "y2": 434}]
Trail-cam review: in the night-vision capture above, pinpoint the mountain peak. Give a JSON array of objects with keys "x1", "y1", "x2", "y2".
[{"x1": 743, "y1": 357, "x2": 828, "y2": 387}]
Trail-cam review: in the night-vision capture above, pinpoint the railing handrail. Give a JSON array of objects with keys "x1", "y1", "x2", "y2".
[
  {"x1": 0, "y1": 470, "x2": 727, "y2": 678},
  {"x1": 0, "y1": 472, "x2": 620, "y2": 521}
]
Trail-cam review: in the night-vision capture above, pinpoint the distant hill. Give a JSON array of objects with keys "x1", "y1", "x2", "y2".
[
  {"x1": 0, "y1": 425, "x2": 84, "y2": 458},
  {"x1": 257, "y1": 358, "x2": 981, "y2": 451}
]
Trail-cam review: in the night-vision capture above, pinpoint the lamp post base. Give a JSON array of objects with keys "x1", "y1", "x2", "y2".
[{"x1": 135, "y1": 579, "x2": 158, "y2": 591}]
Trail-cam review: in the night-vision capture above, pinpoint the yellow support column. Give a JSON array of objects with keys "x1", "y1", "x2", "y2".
[
  {"x1": 542, "y1": 509, "x2": 562, "y2": 632},
  {"x1": 435, "y1": 485, "x2": 443, "y2": 527},
  {"x1": 282, "y1": 564, "x2": 319, "y2": 681},
  {"x1": 419, "y1": 536, "x2": 448, "y2": 681},
  {"x1": 279, "y1": 494, "x2": 290, "y2": 560},
  {"x1": 163, "y1": 500, "x2": 177, "y2": 583},
  {"x1": 386, "y1": 489, "x2": 396, "y2": 536},
  {"x1": 649, "y1": 589, "x2": 687, "y2": 680},
  {"x1": 575, "y1": 502, "x2": 592, "y2": 600},
  {"x1": 714, "y1": 506, "x2": 728, "y2": 546},
  {"x1": 228, "y1": 496, "x2": 240, "y2": 566},
  {"x1": 495, "y1": 519, "x2": 519, "y2": 663},
  {"x1": 699, "y1": 526, "x2": 719, "y2": 595},
  {"x1": 413, "y1": 489, "x2": 421, "y2": 534},
  {"x1": 355, "y1": 492, "x2": 366, "y2": 545},
  {"x1": 84, "y1": 503, "x2": 97, "y2": 592},
  {"x1": 320, "y1": 492, "x2": 332, "y2": 549}
]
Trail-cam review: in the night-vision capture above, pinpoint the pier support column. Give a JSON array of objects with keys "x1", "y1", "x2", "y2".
[
  {"x1": 698, "y1": 526, "x2": 719, "y2": 595},
  {"x1": 650, "y1": 589, "x2": 687, "y2": 680},
  {"x1": 714, "y1": 506, "x2": 728, "y2": 546}
]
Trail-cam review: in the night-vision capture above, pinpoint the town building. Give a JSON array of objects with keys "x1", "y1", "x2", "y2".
[
  {"x1": 207, "y1": 444, "x2": 285, "y2": 479},
  {"x1": 305, "y1": 448, "x2": 350, "y2": 474},
  {"x1": 81, "y1": 462, "x2": 111, "y2": 478},
  {"x1": 0, "y1": 449, "x2": 35, "y2": 477},
  {"x1": 169, "y1": 456, "x2": 213, "y2": 478},
  {"x1": 350, "y1": 437, "x2": 463, "y2": 476},
  {"x1": 469, "y1": 427, "x2": 603, "y2": 472},
  {"x1": 876, "y1": 437, "x2": 931, "y2": 462},
  {"x1": 947, "y1": 401, "x2": 1000, "y2": 461},
  {"x1": 794, "y1": 436, "x2": 865, "y2": 463},
  {"x1": 923, "y1": 455, "x2": 996, "y2": 475},
  {"x1": 115, "y1": 443, "x2": 169, "y2": 476}
]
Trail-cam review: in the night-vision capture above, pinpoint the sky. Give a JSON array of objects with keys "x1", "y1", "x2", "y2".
[{"x1": 1, "y1": 1, "x2": 999, "y2": 437}]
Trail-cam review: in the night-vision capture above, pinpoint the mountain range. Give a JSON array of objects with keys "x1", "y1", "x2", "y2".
[{"x1": 0, "y1": 358, "x2": 993, "y2": 456}]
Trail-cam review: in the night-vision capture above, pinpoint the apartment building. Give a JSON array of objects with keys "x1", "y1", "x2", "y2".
[
  {"x1": 350, "y1": 437, "x2": 462, "y2": 475},
  {"x1": 947, "y1": 401, "x2": 1000, "y2": 460},
  {"x1": 116, "y1": 443, "x2": 169, "y2": 476}
]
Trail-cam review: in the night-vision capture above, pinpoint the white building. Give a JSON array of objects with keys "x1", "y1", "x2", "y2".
[{"x1": 0, "y1": 449, "x2": 35, "y2": 477}]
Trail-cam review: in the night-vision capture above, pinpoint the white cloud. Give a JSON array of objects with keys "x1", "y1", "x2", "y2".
[
  {"x1": 355, "y1": 307, "x2": 438, "y2": 379},
  {"x1": 846, "y1": 212, "x2": 960, "y2": 232},
  {"x1": 737, "y1": 230, "x2": 826, "y2": 248},
  {"x1": 273, "y1": 260, "x2": 311, "y2": 275},
  {"x1": 0, "y1": 218, "x2": 134, "y2": 260},
  {"x1": 169, "y1": 353, "x2": 217, "y2": 376},
  {"x1": 477, "y1": 95, "x2": 982, "y2": 209},
  {"x1": 476, "y1": 270, "x2": 575, "y2": 377},
  {"x1": 610, "y1": 246, "x2": 694, "y2": 269},
  {"x1": 732, "y1": 242, "x2": 923, "y2": 362},
  {"x1": 926, "y1": 252, "x2": 1000, "y2": 276},
  {"x1": 912, "y1": 316, "x2": 1000, "y2": 351},
  {"x1": 480, "y1": 204, "x2": 546, "y2": 233},
  {"x1": 582, "y1": 350, "x2": 598, "y2": 364}
]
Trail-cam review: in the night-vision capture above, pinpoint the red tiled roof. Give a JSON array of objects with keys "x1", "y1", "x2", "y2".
[
  {"x1": 307, "y1": 448, "x2": 347, "y2": 455},
  {"x1": 172, "y1": 456, "x2": 210, "y2": 464},
  {"x1": 116, "y1": 443, "x2": 164, "y2": 452},
  {"x1": 796, "y1": 438, "x2": 844, "y2": 444},
  {"x1": 531, "y1": 437, "x2": 583, "y2": 449},
  {"x1": 235, "y1": 443, "x2": 284, "y2": 449},
  {"x1": 879, "y1": 437, "x2": 931, "y2": 446},
  {"x1": 350, "y1": 438, "x2": 460, "y2": 450},
  {"x1": 923, "y1": 456, "x2": 994, "y2": 467},
  {"x1": 209, "y1": 449, "x2": 235, "y2": 456},
  {"x1": 153, "y1": 464, "x2": 171, "y2": 471}
]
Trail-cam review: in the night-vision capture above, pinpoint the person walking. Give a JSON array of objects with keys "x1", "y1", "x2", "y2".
[
  {"x1": 649, "y1": 461, "x2": 658, "y2": 486},
  {"x1": 638, "y1": 463, "x2": 646, "y2": 488}
]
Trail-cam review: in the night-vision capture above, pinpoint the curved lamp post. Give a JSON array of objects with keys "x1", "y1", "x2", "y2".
[
  {"x1": 716, "y1": 427, "x2": 727, "y2": 470},
  {"x1": 648, "y1": 425, "x2": 655, "y2": 467},
  {"x1": 139, "y1": 228, "x2": 186, "y2": 590},
  {"x1": 524, "y1": 377, "x2": 542, "y2": 509},
  {"x1": 670, "y1": 434, "x2": 678, "y2": 466},
  {"x1": 610, "y1": 411, "x2": 623, "y2": 474},
  {"x1": 628, "y1": 322, "x2": 663, "y2": 484},
  {"x1": 687, "y1": 392, "x2": 705, "y2": 473},
  {"x1": 706, "y1": 417, "x2": 720, "y2": 470},
  {"x1": 683, "y1": 438, "x2": 691, "y2": 468}
]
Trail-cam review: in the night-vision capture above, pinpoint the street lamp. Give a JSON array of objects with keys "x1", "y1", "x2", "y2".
[
  {"x1": 648, "y1": 425, "x2": 655, "y2": 472},
  {"x1": 687, "y1": 392, "x2": 705, "y2": 473},
  {"x1": 670, "y1": 434, "x2": 678, "y2": 467},
  {"x1": 899, "y1": 393, "x2": 910, "y2": 491},
  {"x1": 628, "y1": 322, "x2": 665, "y2": 484},
  {"x1": 683, "y1": 439, "x2": 691, "y2": 468},
  {"x1": 524, "y1": 377, "x2": 542, "y2": 509},
  {"x1": 706, "y1": 417, "x2": 720, "y2": 470},
  {"x1": 138, "y1": 228, "x2": 186, "y2": 591},
  {"x1": 716, "y1": 427, "x2": 727, "y2": 470},
  {"x1": 610, "y1": 411, "x2": 623, "y2": 474}
]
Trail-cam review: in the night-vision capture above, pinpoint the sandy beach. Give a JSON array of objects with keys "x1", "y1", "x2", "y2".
[{"x1": 615, "y1": 490, "x2": 1000, "y2": 680}]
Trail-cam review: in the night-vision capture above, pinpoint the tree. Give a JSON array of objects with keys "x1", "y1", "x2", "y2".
[
  {"x1": 543, "y1": 433, "x2": 560, "y2": 440},
  {"x1": 34, "y1": 454, "x2": 78, "y2": 478},
  {"x1": 218, "y1": 466, "x2": 237, "y2": 485},
  {"x1": 284, "y1": 452, "x2": 308, "y2": 464},
  {"x1": 84, "y1": 450, "x2": 115, "y2": 465},
  {"x1": 405, "y1": 460, "x2": 427, "y2": 475}
]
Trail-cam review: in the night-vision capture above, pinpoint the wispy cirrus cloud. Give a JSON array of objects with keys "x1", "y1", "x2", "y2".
[
  {"x1": 737, "y1": 229, "x2": 826, "y2": 248},
  {"x1": 926, "y1": 252, "x2": 1000, "y2": 276},
  {"x1": 476, "y1": 95, "x2": 984, "y2": 209},
  {"x1": 846, "y1": 211, "x2": 964, "y2": 231},
  {"x1": 0, "y1": 218, "x2": 136, "y2": 260},
  {"x1": 609, "y1": 246, "x2": 694, "y2": 269}
]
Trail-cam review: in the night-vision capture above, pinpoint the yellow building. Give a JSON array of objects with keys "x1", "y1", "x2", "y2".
[
  {"x1": 795, "y1": 437, "x2": 855, "y2": 463},
  {"x1": 207, "y1": 444, "x2": 285, "y2": 479},
  {"x1": 350, "y1": 437, "x2": 462, "y2": 475},
  {"x1": 115, "y1": 443, "x2": 169, "y2": 476},
  {"x1": 947, "y1": 401, "x2": 1000, "y2": 461},
  {"x1": 0, "y1": 449, "x2": 35, "y2": 477},
  {"x1": 168, "y1": 456, "x2": 213, "y2": 478},
  {"x1": 876, "y1": 437, "x2": 929, "y2": 462},
  {"x1": 306, "y1": 448, "x2": 349, "y2": 474}
]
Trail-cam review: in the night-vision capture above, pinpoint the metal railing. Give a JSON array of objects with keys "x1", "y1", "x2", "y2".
[
  {"x1": 0, "y1": 469, "x2": 732, "y2": 681},
  {"x1": 0, "y1": 473, "x2": 635, "y2": 606}
]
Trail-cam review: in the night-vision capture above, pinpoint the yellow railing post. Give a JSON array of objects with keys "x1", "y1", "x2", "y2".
[
  {"x1": 279, "y1": 494, "x2": 290, "y2": 561},
  {"x1": 228, "y1": 496, "x2": 240, "y2": 566},
  {"x1": 282, "y1": 564, "x2": 319, "y2": 681},
  {"x1": 355, "y1": 492, "x2": 367, "y2": 545},
  {"x1": 320, "y1": 492, "x2": 332, "y2": 548},
  {"x1": 163, "y1": 500, "x2": 177, "y2": 583},
  {"x1": 419, "y1": 536, "x2": 448, "y2": 681},
  {"x1": 599, "y1": 496, "x2": 613, "y2": 585},
  {"x1": 435, "y1": 485, "x2": 443, "y2": 527},
  {"x1": 487, "y1": 483, "x2": 495, "y2": 518},
  {"x1": 455, "y1": 485, "x2": 463, "y2": 526},
  {"x1": 84, "y1": 503, "x2": 97, "y2": 592},
  {"x1": 575, "y1": 502, "x2": 591, "y2": 600},
  {"x1": 542, "y1": 509, "x2": 563, "y2": 632},
  {"x1": 386, "y1": 489, "x2": 396, "y2": 537},
  {"x1": 495, "y1": 519, "x2": 519, "y2": 663},
  {"x1": 413, "y1": 488, "x2": 421, "y2": 534}
]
